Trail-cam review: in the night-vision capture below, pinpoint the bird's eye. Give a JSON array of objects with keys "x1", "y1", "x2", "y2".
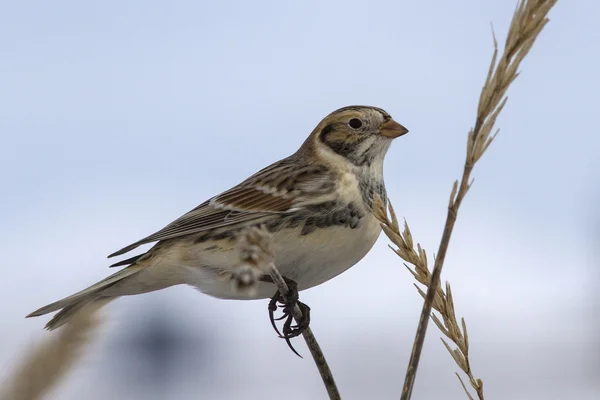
[{"x1": 348, "y1": 118, "x2": 363, "y2": 129}]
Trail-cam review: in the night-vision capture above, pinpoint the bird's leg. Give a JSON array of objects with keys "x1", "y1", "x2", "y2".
[{"x1": 261, "y1": 275, "x2": 311, "y2": 356}]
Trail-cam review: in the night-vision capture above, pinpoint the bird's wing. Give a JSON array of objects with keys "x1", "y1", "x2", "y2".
[{"x1": 108, "y1": 157, "x2": 335, "y2": 258}]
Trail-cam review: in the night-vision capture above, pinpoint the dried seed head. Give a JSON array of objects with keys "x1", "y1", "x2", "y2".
[
  {"x1": 231, "y1": 263, "x2": 260, "y2": 297},
  {"x1": 236, "y1": 226, "x2": 274, "y2": 272},
  {"x1": 231, "y1": 226, "x2": 274, "y2": 295}
]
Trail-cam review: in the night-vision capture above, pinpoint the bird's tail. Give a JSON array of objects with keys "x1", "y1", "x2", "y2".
[{"x1": 27, "y1": 266, "x2": 142, "y2": 330}]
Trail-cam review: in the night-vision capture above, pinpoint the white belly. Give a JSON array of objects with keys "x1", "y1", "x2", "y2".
[
  {"x1": 272, "y1": 214, "x2": 381, "y2": 289},
  {"x1": 184, "y1": 214, "x2": 381, "y2": 300}
]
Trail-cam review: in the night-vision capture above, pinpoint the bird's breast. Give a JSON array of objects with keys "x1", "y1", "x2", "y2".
[{"x1": 271, "y1": 210, "x2": 381, "y2": 290}]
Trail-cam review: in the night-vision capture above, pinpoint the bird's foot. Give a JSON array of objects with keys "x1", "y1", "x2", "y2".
[{"x1": 265, "y1": 277, "x2": 311, "y2": 357}]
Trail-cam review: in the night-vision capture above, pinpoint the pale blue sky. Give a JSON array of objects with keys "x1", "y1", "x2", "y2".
[{"x1": 1, "y1": 1, "x2": 598, "y2": 399}]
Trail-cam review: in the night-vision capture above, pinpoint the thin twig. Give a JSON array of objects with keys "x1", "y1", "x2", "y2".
[
  {"x1": 375, "y1": 1, "x2": 558, "y2": 399},
  {"x1": 267, "y1": 262, "x2": 341, "y2": 400},
  {"x1": 234, "y1": 227, "x2": 341, "y2": 400}
]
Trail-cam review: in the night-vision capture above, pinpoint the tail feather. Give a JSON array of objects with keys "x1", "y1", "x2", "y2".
[
  {"x1": 27, "y1": 266, "x2": 141, "y2": 330},
  {"x1": 44, "y1": 297, "x2": 114, "y2": 330}
]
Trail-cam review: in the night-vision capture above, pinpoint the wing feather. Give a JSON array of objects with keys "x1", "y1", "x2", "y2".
[{"x1": 108, "y1": 156, "x2": 334, "y2": 258}]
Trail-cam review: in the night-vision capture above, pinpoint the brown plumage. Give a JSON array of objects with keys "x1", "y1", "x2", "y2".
[{"x1": 27, "y1": 105, "x2": 408, "y2": 330}]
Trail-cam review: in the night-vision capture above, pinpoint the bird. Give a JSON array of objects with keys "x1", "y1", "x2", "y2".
[{"x1": 27, "y1": 105, "x2": 408, "y2": 349}]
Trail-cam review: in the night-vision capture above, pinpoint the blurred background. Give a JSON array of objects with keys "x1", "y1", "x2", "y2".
[{"x1": 1, "y1": 1, "x2": 598, "y2": 399}]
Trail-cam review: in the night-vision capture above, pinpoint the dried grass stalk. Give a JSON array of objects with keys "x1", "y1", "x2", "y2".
[
  {"x1": 375, "y1": 1, "x2": 558, "y2": 399},
  {"x1": 374, "y1": 201, "x2": 484, "y2": 399},
  {"x1": 0, "y1": 306, "x2": 101, "y2": 400},
  {"x1": 235, "y1": 227, "x2": 341, "y2": 400}
]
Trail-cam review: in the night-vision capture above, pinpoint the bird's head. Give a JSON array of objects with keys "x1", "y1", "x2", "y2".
[{"x1": 303, "y1": 105, "x2": 408, "y2": 168}]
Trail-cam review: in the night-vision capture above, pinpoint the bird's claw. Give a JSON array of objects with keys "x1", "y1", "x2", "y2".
[{"x1": 267, "y1": 278, "x2": 311, "y2": 357}]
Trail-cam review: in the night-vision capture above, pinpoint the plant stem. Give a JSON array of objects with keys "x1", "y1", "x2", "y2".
[
  {"x1": 267, "y1": 262, "x2": 341, "y2": 400},
  {"x1": 400, "y1": 165, "x2": 472, "y2": 400}
]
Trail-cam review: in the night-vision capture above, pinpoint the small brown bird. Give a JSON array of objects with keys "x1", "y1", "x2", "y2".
[{"x1": 27, "y1": 105, "x2": 408, "y2": 347}]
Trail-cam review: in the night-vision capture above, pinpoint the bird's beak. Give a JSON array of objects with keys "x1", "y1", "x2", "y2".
[{"x1": 379, "y1": 118, "x2": 409, "y2": 138}]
